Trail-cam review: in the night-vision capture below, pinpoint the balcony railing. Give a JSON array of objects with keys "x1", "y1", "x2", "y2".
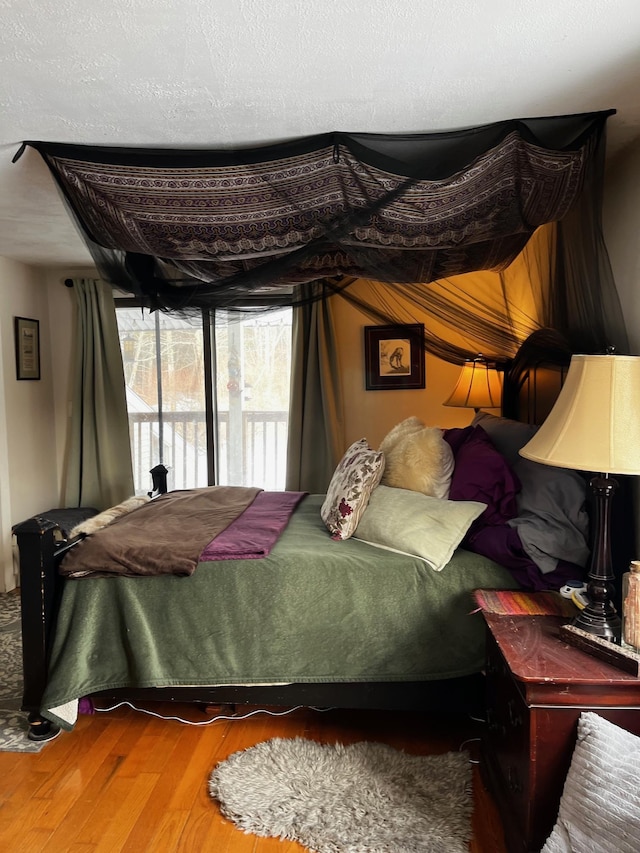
[{"x1": 128, "y1": 410, "x2": 289, "y2": 493}]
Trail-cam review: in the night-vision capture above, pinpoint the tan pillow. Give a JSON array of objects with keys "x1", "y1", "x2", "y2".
[{"x1": 379, "y1": 417, "x2": 454, "y2": 499}]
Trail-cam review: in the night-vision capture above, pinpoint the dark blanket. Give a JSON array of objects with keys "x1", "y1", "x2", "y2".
[
  {"x1": 60, "y1": 486, "x2": 261, "y2": 578},
  {"x1": 199, "y1": 490, "x2": 307, "y2": 561}
]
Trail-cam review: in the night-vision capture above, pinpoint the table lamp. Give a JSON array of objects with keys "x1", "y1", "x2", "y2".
[
  {"x1": 443, "y1": 355, "x2": 502, "y2": 410},
  {"x1": 519, "y1": 353, "x2": 640, "y2": 640}
]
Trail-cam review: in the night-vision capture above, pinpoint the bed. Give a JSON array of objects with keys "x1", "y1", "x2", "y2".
[{"x1": 15, "y1": 329, "x2": 600, "y2": 740}]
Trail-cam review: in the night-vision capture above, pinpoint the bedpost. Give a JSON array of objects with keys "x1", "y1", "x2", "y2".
[
  {"x1": 13, "y1": 516, "x2": 64, "y2": 739},
  {"x1": 13, "y1": 506, "x2": 98, "y2": 740},
  {"x1": 148, "y1": 464, "x2": 169, "y2": 497}
]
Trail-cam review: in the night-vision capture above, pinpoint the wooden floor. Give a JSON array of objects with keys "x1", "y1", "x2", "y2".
[{"x1": 0, "y1": 701, "x2": 507, "y2": 852}]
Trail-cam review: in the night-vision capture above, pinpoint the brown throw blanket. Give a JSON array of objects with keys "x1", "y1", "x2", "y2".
[{"x1": 60, "y1": 486, "x2": 262, "y2": 578}]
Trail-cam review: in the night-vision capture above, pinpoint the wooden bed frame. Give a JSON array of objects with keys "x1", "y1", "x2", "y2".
[
  {"x1": 14, "y1": 495, "x2": 486, "y2": 740},
  {"x1": 16, "y1": 328, "x2": 631, "y2": 741}
]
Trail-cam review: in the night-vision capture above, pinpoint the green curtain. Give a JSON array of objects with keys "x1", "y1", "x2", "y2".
[
  {"x1": 63, "y1": 279, "x2": 134, "y2": 510},
  {"x1": 286, "y1": 283, "x2": 345, "y2": 493}
]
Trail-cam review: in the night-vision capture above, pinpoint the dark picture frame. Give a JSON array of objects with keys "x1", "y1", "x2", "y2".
[
  {"x1": 364, "y1": 323, "x2": 425, "y2": 390},
  {"x1": 14, "y1": 316, "x2": 40, "y2": 380}
]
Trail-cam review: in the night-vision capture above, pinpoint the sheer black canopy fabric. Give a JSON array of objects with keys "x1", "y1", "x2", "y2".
[{"x1": 18, "y1": 109, "x2": 627, "y2": 360}]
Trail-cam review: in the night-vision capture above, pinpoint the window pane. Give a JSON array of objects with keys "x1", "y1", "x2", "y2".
[
  {"x1": 215, "y1": 309, "x2": 292, "y2": 489},
  {"x1": 116, "y1": 308, "x2": 208, "y2": 493}
]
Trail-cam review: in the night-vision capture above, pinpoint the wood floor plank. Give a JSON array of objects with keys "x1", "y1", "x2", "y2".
[
  {"x1": 0, "y1": 761, "x2": 82, "y2": 843},
  {"x1": 120, "y1": 714, "x2": 235, "y2": 851},
  {"x1": 0, "y1": 758, "x2": 46, "y2": 811},
  {"x1": 5, "y1": 826, "x2": 55, "y2": 852},
  {"x1": 43, "y1": 738, "x2": 146, "y2": 848},
  {"x1": 121, "y1": 807, "x2": 191, "y2": 853},
  {"x1": 175, "y1": 811, "x2": 257, "y2": 853},
  {"x1": 91, "y1": 772, "x2": 160, "y2": 853},
  {"x1": 57, "y1": 845, "x2": 96, "y2": 853},
  {"x1": 0, "y1": 702, "x2": 508, "y2": 852}
]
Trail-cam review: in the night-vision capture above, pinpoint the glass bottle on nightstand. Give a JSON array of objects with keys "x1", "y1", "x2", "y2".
[{"x1": 621, "y1": 560, "x2": 640, "y2": 653}]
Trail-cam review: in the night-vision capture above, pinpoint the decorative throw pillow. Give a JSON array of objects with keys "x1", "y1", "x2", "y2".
[
  {"x1": 69, "y1": 494, "x2": 151, "y2": 538},
  {"x1": 379, "y1": 417, "x2": 454, "y2": 499},
  {"x1": 541, "y1": 712, "x2": 640, "y2": 853},
  {"x1": 321, "y1": 439, "x2": 385, "y2": 540},
  {"x1": 353, "y1": 484, "x2": 486, "y2": 571}
]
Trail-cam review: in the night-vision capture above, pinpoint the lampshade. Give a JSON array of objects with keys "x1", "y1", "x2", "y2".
[
  {"x1": 519, "y1": 354, "x2": 640, "y2": 475},
  {"x1": 444, "y1": 357, "x2": 502, "y2": 409}
]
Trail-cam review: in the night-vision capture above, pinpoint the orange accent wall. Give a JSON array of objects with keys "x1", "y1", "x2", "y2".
[{"x1": 331, "y1": 291, "x2": 499, "y2": 450}]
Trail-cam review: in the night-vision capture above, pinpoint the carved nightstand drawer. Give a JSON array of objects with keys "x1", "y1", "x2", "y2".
[{"x1": 484, "y1": 635, "x2": 530, "y2": 830}]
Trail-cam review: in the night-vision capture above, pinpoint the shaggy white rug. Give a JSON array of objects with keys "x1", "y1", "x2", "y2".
[{"x1": 209, "y1": 737, "x2": 473, "y2": 853}]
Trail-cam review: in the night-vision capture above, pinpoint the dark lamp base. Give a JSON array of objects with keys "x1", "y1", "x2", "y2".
[
  {"x1": 572, "y1": 604, "x2": 622, "y2": 642},
  {"x1": 571, "y1": 474, "x2": 622, "y2": 643}
]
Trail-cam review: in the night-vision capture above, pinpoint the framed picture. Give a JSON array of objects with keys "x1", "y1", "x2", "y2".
[
  {"x1": 14, "y1": 316, "x2": 40, "y2": 380},
  {"x1": 364, "y1": 323, "x2": 425, "y2": 390}
]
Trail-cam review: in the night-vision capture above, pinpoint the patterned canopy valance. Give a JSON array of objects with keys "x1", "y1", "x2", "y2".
[{"x1": 17, "y1": 110, "x2": 613, "y2": 317}]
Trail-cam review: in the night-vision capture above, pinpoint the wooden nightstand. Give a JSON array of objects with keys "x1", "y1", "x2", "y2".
[{"x1": 481, "y1": 612, "x2": 640, "y2": 853}]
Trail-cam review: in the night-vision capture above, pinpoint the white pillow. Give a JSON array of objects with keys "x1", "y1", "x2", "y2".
[
  {"x1": 321, "y1": 439, "x2": 385, "y2": 541},
  {"x1": 69, "y1": 494, "x2": 151, "y2": 537},
  {"x1": 353, "y1": 484, "x2": 485, "y2": 571},
  {"x1": 541, "y1": 712, "x2": 640, "y2": 853},
  {"x1": 379, "y1": 417, "x2": 454, "y2": 499}
]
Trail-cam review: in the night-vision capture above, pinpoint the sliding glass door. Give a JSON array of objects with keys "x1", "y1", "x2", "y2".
[{"x1": 116, "y1": 304, "x2": 292, "y2": 494}]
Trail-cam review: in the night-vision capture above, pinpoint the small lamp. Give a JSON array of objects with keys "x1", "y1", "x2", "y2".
[
  {"x1": 444, "y1": 355, "x2": 502, "y2": 410},
  {"x1": 519, "y1": 353, "x2": 640, "y2": 640}
]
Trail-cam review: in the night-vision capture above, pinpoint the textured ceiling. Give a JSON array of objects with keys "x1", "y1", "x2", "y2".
[{"x1": 1, "y1": 0, "x2": 640, "y2": 267}]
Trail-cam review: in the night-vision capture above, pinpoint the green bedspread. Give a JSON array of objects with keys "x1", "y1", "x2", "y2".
[{"x1": 41, "y1": 495, "x2": 519, "y2": 726}]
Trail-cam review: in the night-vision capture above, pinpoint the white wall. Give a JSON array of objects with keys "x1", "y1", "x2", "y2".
[
  {"x1": 0, "y1": 263, "x2": 100, "y2": 591},
  {"x1": 604, "y1": 145, "x2": 640, "y2": 354},
  {"x1": 0, "y1": 259, "x2": 59, "y2": 589}
]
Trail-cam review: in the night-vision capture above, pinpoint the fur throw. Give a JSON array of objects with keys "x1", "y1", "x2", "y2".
[
  {"x1": 379, "y1": 417, "x2": 454, "y2": 499},
  {"x1": 69, "y1": 494, "x2": 151, "y2": 538}
]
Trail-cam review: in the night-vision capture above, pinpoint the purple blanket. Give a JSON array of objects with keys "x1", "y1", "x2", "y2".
[{"x1": 199, "y1": 491, "x2": 307, "y2": 562}]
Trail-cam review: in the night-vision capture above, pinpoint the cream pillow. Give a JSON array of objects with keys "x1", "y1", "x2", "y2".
[
  {"x1": 321, "y1": 439, "x2": 385, "y2": 540},
  {"x1": 542, "y1": 712, "x2": 640, "y2": 853},
  {"x1": 354, "y1": 485, "x2": 485, "y2": 571},
  {"x1": 379, "y1": 417, "x2": 454, "y2": 499},
  {"x1": 69, "y1": 494, "x2": 151, "y2": 538}
]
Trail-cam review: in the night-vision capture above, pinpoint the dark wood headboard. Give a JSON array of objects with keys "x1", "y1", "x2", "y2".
[{"x1": 502, "y1": 328, "x2": 572, "y2": 425}]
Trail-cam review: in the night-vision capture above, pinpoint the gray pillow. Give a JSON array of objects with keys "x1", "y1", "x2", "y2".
[
  {"x1": 472, "y1": 411, "x2": 589, "y2": 574},
  {"x1": 542, "y1": 712, "x2": 640, "y2": 852},
  {"x1": 472, "y1": 410, "x2": 537, "y2": 468},
  {"x1": 353, "y1": 485, "x2": 486, "y2": 571}
]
